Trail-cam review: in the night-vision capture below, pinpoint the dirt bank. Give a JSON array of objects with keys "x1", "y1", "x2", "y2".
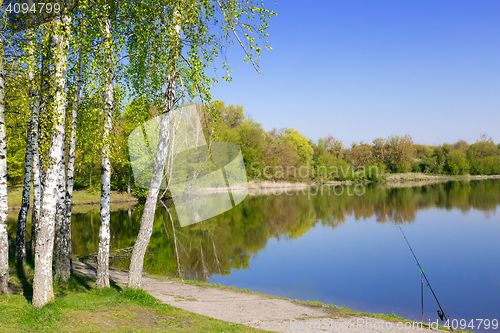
[
  {"x1": 247, "y1": 174, "x2": 500, "y2": 195},
  {"x1": 73, "y1": 262, "x2": 446, "y2": 333}
]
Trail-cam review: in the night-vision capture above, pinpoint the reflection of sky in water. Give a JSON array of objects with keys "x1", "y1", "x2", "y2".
[{"x1": 210, "y1": 208, "x2": 500, "y2": 332}]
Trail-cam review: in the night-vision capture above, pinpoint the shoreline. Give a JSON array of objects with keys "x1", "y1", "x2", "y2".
[
  {"x1": 247, "y1": 173, "x2": 500, "y2": 195},
  {"x1": 7, "y1": 174, "x2": 499, "y2": 208},
  {"x1": 6, "y1": 188, "x2": 138, "y2": 210},
  {"x1": 3, "y1": 260, "x2": 452, "y2": 332},
  {"x1": 72, "y1": 261, "x2": 451, "y2": 333}
]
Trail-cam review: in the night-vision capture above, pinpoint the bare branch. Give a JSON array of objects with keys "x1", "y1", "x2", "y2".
[{"x1": 116, "y1": 52, "x2": 136, "y2": 64}]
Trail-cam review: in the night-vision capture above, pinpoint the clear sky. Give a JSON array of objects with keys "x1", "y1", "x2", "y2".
[{"x1": 209, "y1": 0, "x2": 500, "y2": 146}]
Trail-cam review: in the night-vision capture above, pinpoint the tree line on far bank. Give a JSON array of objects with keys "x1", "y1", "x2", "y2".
[
  {"x1": 213, "y1": 104, "x2": 500, "y2": 182},
  {"x1": 5, "y1": 99, "x2": 500, "y2": 198}
]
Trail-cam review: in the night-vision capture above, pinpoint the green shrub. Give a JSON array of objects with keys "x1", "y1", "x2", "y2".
[{"x1": 445, "y1": 150, "x2": 470, "y2": 175}]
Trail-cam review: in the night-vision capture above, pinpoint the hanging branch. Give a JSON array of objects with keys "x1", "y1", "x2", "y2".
[{"x1": 214, "y1": 0, "x2": 261, "y2": 74}]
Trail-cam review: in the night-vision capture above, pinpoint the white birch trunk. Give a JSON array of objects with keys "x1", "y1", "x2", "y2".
[
  {"x1": 61, "y1": 47, "x2": 83, "y2": 279},
  {"x1": 0, "y1": 39, "x2": 10, "y2": 295},
  {"x1": 30, "y1": 104, "x2": 41, "y2": 258},
  {"x1": 127, "y1": 9, "x2": 180, "y2": 288},
  {"x1": 31, "y1": 26, "x2": 50, "y2": 258},
  {"x1": 54, "y1": 46, "x2": 82, "y2": 281},
  {"x1": 54, "y1": 136, "x2": 68, "y2": 280},
  {"x1": 96, "y1": 13, "x2": 114, "y2": 288},
  {"x1": 15, "y1": 104, "x2": 33, "y2": 264},
  {"x1": 16, "y1": 33, "x2": 37, "y2": 263},
  {"x1": 32, "y1": 13, "x2": 71, "y2": 307},
  {"x1": 128, "y1": 75, "x2": 175, "y2": 288}
]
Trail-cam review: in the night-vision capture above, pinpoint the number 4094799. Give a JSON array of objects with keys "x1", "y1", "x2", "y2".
[
  {"x1": 444, "y1": 319, "x2": 498, "y2": 330},
  {"x1": 5, "y1": 2, "x2": 61, "y2": 14}
]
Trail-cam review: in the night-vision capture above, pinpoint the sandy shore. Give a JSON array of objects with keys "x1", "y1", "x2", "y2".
[
  {"x1": 247, "y1": 173, "x2": 500, "y2": 194},
  {"x1": 73, "y1": 262, "x2": 447, "y2": 333}
]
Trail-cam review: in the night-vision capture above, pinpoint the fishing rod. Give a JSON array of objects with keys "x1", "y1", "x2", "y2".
[{"x1": 398, "y1": 224, "x2": 453, "y2": 332}]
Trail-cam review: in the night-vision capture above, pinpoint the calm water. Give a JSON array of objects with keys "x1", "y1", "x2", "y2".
[{"x1": 9, "y1": 180, "x2": 500, "y2": 331}]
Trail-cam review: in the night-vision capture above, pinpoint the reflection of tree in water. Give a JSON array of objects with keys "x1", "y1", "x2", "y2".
[{"x1": 69, "y1": 180, "x2": 500, "y2": 281}]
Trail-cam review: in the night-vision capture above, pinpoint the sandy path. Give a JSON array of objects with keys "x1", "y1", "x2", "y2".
[{"x1": 72, "y1": 262, "x2": 443, "y2": 333}]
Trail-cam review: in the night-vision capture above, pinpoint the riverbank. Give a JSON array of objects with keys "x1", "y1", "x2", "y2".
[
  {"x1": 384, "y1": 172, "x2": 500, "y2": 183},
  {"x1": 382, "y1": 173, "x2": 500, "y2": 188},
  {"x1": 248, "y1": 173, "x2": 500, "y2": 194},
  {"x1": 6, "y1": 187, "x2": 138, "y2": 209},
  {"x1": 71, "y1": 262, "x2": 451, "y2": 333},
  {"x1": 1, "y1": 261, "x2": 452, "y2": 333},
  {"x1": 8, "y1": 173, "x2": 499, "y2": 208}
]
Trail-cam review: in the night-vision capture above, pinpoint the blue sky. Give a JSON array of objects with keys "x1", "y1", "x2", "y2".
[{"x1": 209, "y1": 0, "x2": 500, "y2": 146}]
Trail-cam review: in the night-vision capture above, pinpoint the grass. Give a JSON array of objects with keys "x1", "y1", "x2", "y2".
[
  {"x1": 7, "y1": 186, "x2": 137, "y2": 208},
  {"x1": 0, "y1": 262, "x2": 268, "y2": 333}
]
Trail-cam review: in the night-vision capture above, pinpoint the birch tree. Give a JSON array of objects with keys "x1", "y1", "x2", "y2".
[
  {"x1": 96, "y1": 3, "x2": 114, "y2": 288},
  {"x1": 54, "y1": 11, "x2": 87, "y2": 281},
  {"x1": 76, "y1": 0, "x2": 127, "y2": 288},
  {"x1": 54, "y1": 127, "x2": 67, "y2": 280},
  {"x1": 15, "y1": 29, "x2": 38, "y2": 263},
  {"x1": 127, "y1": 0, "x2": 276, "y2": 288},
  {"x1": 56, "y1": 46, "x2": 84, "y2": 281},
  {"x1": 0, "y1": 3, "x2": 9, "y2": 294},
  {"x1": 31, "y1": 27, "x2": 50, "y2": 258},
  {"x1": 32, "y1": 0, "x2": 75, "y2": 307},
  {"x1": 15, "y1": 95, "x2": 32, "y2": 264},
  {"x1": 127, "y1": 1, "x2": 180, "y2": 288}
]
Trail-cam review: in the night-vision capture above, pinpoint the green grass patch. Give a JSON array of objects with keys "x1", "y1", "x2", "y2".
[
  {"x1": 7, "y1": 187, "x2": 137, "y2": 208},
  {"x1": 0, "y1": 262, "x2": 268, "y2": 333},
  {"x1": 71, "y1": 189, "x2": 137, "y2": 205}
]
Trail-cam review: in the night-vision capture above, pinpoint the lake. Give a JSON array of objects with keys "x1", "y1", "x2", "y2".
[{"x1": 10, "y1": 179, "x2": 500, "y2": 332}]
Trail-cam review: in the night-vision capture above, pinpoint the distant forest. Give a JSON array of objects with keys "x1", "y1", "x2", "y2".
[
  {"x1": 208, "y1": 102, "x2": 500, "y2": 180},
  {"x1": 5, "y1": 82, "x2": 500, "y2": 197}
]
